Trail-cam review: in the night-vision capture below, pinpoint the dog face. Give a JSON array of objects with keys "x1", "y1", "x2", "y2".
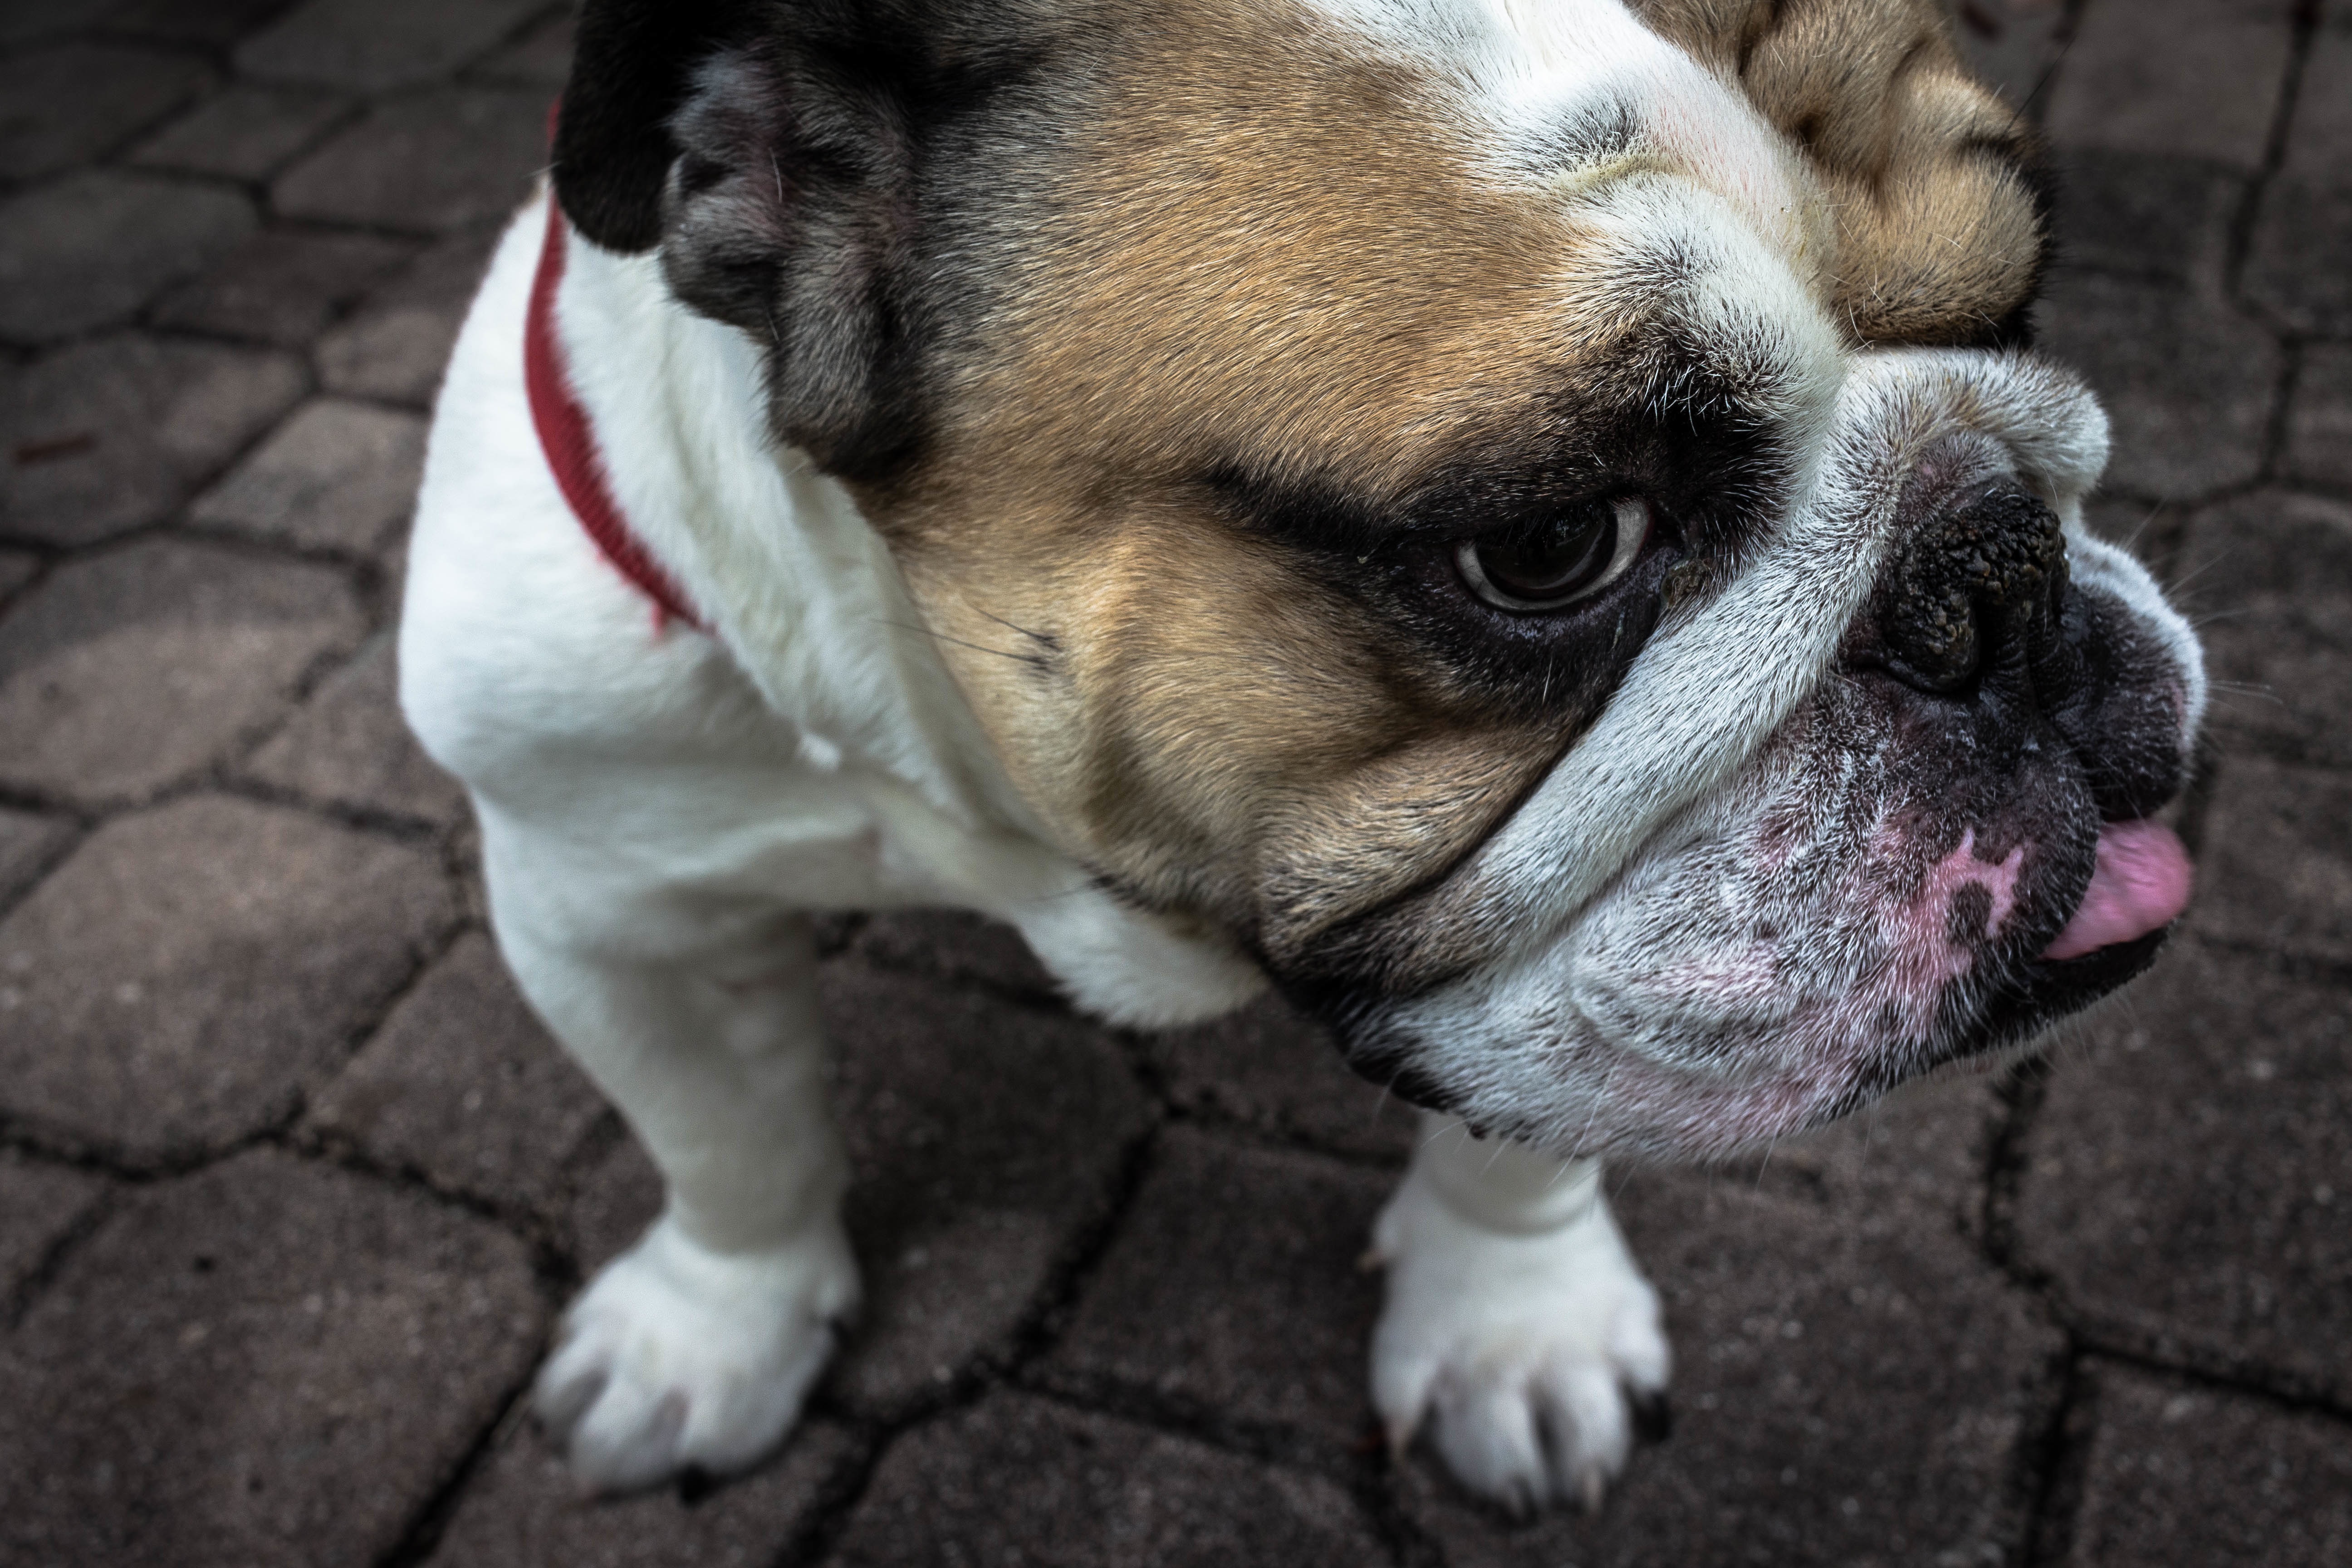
[{"x1": 557, "y1": 0, "x2": 2203, "y2": 1159}]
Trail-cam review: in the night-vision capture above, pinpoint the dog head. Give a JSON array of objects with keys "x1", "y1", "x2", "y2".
[{"x1": 557, "y1": 0, "x2": 2205, "y2": 1160}]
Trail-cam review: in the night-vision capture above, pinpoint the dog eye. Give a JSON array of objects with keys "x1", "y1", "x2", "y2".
[{"x1": 1453, "y1": 497, "x2": 1651, "y2": 612}]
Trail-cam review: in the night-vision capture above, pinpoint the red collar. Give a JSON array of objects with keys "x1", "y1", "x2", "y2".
[{"x1": 524, "y1": 195, "x2": 704, "y2": 632}]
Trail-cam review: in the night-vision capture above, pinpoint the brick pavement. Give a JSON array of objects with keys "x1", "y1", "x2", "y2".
[{"x1": 0, "y1": 3, "x2": 2345, "y2": 1564}]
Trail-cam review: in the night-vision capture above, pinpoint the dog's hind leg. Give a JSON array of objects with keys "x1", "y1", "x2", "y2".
[
  {"x1": 1368, "y1": 1112, "x2": 1671, "y2": 1514},
  {"x1": 475, "y1": 804, "x2": 857, "y2": 1494}
]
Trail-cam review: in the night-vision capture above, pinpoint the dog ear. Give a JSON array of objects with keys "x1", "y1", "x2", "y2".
[
  {"x1": 552, "y1": 0, "x2": 759, "y2": 253},
  {"x1": 559, "y1": 1, "x2": 1010, "y2": 479}
]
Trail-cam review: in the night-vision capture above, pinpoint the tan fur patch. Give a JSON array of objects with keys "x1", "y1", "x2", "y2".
[
  {"x1": 859, "y1": 0, "x2": 2048, "y2": 980},
  {"x1": 1634, "y1": 0, "x2": 2047, "y2": 343}
]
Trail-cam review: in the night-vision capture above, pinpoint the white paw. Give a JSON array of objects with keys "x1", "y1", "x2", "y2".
[
  {"x1": 535, "y1": 1214, "x2": 859, "y2": 1493},
  {"x1": 1369, "y1": 1163, "x2": 1670, "y2": 1515}
]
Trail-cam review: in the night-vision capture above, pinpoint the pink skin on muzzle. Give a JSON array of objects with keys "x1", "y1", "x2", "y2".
[{"x1": 2041, "y1": 818, "x2": 2195, "y2": 960}]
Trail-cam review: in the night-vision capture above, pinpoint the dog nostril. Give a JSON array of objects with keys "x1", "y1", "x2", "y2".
[{"x1": 1882, "y1": 487, "x2": 2067, "y2": 694}]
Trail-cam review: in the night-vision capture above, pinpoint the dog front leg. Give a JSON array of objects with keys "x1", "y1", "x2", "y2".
[
  {"x1": 481, "y1": 815, "x2": 856, "y2": 1494},
  {"x1": 1369, "y1": 1112, "x2": 1670, "y2": 1514}
]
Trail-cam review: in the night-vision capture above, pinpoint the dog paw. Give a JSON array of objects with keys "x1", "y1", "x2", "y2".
[
  {"x1": 535, "y1": 1214, "x2": 859, "y2": 1493},
  {"x1": 1369, "y1": 1168, "x2": 1669, "y2": 1515}
]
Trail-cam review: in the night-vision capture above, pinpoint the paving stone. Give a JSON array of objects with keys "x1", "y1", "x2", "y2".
[
  {"x1": 0, "y1": 0, "x2": 104, "y2": 46},
  {"x1": 2035, "y1": 270, "x2": 2281, "y2": 499},
  {"x1": 2043, "y1": 0, "x2": 2295, "y2": 170},
  {"x1": 274, "y1": 85, "x2": 549, "y2": 233},
  {"x1": 0, "y1": 1148, "x2": 104, "y2": 1299},
  {"x1": 848, "y1": 907, "x2": 1059, "y2": 1000},
  {"x1": 0, "y1": 171, "x2": 256, "y2": 346},
  {"x1": 2192, "y1": 757, "x2": 2352, "y2": 963},
  {"x1": 2063, "y1": 1363, "x2": 2352, "y2": 1568},
  {"x1": 154, "y1": 230, "x2": 416, "y2": 346},
  {"x1": 239, "y1": 0, "x2": 549, "y2": 93},
  {"x1": 245, "y1": 632, "x2": 470, "y2": 822},
  {"x1": 1951, "y1": 0, "x2": 2070, "y2": 116},
  {"x1": 1041, "y1": 1126, "x2": 1389, "y2": 1447},
  {"x1": 2049, "y1": 149, "x2": 2243, "y2": 290},
  {"x1": 471, "y1": 7, "x2": 576, "y2": 88},
  {"x1": 430, "y1": 1417, "x2": 858, "y2": 1568},
  {"x1": 0, "y1": 796, "x2": 453, "y2": 1162},
  {"x1": 2245, "y1": 28, "x2": 2352, "y2": 334},
  {"x1": 191, "y1": 396, "x2": 426, "y2": 551},
  {"x1": 829, "y1": 1392, "x2": 1392, "y2": 1568},
  {"x1": 2018, "y1": 942, "x2": 2351, "y2": 1402},
  {"x1": 820, "y1": 960, "x2": 1154, "y2": 1416},
  {"x1": 2286, "y1": 344, "x2": 2352, "y2": 489},
  {"x1": 1400, "y1": 1165, "x2": 2060, "y2": 1567},
  {"x1": 0, "y1": 539, "x2": 364, "y2": 802},
  {"x1": 2080, "y1": 493, "x2": 2180, "y2": 557},
  {"x1": 1143, "y1": 991, "x2": 1417, "y2": 1162},
  {"x1": 0, "y1": 43, "x2": 215, "y2": 181},
  {"x1": 0, "y1": 1148, "x2": 543, "y2": 1568},
  {"x1": 309, "y1": 931, "x2": 606, "y2": 1217},
  {"x1": 0, "y1": 548, "x2": 35, "y2": 600},
  {"x1": 2175, "y1": 492, "x2": 2352, "y2": 767},
  {"x1": 129, "y1": 81, "x2": 353, "y2": 179},
  {"x1": 566, "y1": 1125, "x2": 660, "y2": 1273},
  {"x1": 0, "y1": 334, "x2": 306, "y2": 549},
  {"x1": 102, "y1": 0, "x2": 298, "y2": 46},
  {"x1": 0, "y1": 804, "x2": 74, "y2": 906},
  {"x1": 318, "y1": 229, "x2": 499, "y2": 404}
]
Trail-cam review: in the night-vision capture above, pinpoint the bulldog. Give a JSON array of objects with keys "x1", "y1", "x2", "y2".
[{"x1": 400, "y1": 0, "x2": 2205, "y2": 1513}]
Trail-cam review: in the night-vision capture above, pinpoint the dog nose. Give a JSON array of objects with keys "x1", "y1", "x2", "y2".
[{"x1": 1880, "y1": 486, "x2": 2067, "y2": 694}]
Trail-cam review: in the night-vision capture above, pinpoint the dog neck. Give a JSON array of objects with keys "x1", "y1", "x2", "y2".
[{"x1": 546, "y1": 201, "x2": 1032, "y2": 836}]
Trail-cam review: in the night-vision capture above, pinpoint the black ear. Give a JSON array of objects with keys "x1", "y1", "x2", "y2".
[{"x1": 553, "y1": 0, "x2": 759, "y2": 252}]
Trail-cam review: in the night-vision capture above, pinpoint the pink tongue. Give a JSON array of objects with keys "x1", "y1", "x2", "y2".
[{"x1": 2042, "y1": 818, "x2": 2194, "y2": 961}]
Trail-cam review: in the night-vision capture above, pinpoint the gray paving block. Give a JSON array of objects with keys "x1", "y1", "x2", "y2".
[
  {"x1": 2245, "y1": 29, "x2": 2352, "y2": 335},
  {"x1": 0, "y1": 804, "x2": 74, "y2": 906},
  {"x1": 0, "y1": 549, "x2": 34, "y2": 601},
  {"x1": 428, "y1": 1418, "x2": 859, "y2": 1568},
  {"x1": 0, "y1": 0, "x2": 105, "y2": 45},
  {"x1": 245, "y1": 632, "x2": 470, "y2": 823},
  {"x1": 0, "y1": 795, "x2": 454, "y2": 1163},
  {"x1": 1952, "y1": 0, "x2": 2070, "y2": 116},
  {"x1": 2065, "y1": 1363, "x2": 2352, "y2": 1567},
  {"x1": 0, "y1": 539, "x2": 364, "y2": 803},
  {"x1": 2193, "y1": 757, "x2": 2352, "y2": 963},
  {"x1": 1401, "y1": 1167, "x2": 2060, "y2": 1567},
  {"x1": 191, "y1": 395, "x2": 427, "y2": 552},
  {"x1": 2018, "y1": 942, "x2": 2351, "y2": 1401},
  {"x1": 274, "y1": 86, "x2": 548, "y2": 233},
  {"x1": 1040, "y1": 1126, "x2": 1388, "y2": 1447},
  {"x1": 102, "y1": 0, "x2": 294, "y2": 45},
  {"x1": 2036, "y1": 270, "x2": 2281, "y2": 500},
  {"x1": 828, "y1": 1392, "x2": 1392, "y2": 1568},
  {"x1": 0, "y1": 334, "x2": 306, "y2": 548},
  {"x1": 1142, "y1": 992, "x2": 1418, "y2": 1162},
  {"x1": 0, "y1": 171, "x2": 255, "y2": 345},
  {"x1": 0, "y1": 43, "x2": 214, "y2": 181},
  {"x1": 470, "y1": 8, "x2": 575, "y2": 88},
  {"x1": 0, "y1": 1149, "x2": 104, "y2": 1299},
  {"x1": 0, "y1": 1149, "x2": 543, "y2": 1568},
  {"x1": 128, "y1": 80, "x2": 352, "y2": 178},
  {"x1": 2287, "y1": 345, "x2": 2352, "y2": 490},
  {"x1": 2176, "y1": 492, "x2": 2352, "y2": 767},
  {"x1": 848, "y1": 908, "x2": 1060, "y2": 1000},
  {"x1": 1716, "y1": 1069, "x2": 2003, "y2": 1226},
  {"x1": 239, "y1": 0, "x2": 547, "y2": 93},
  {"x1": 2048, "y1": 149, "x2": 2243, "y2": 290},
  {"x1": 566, "y1": 1127, "x2": 661, "y2": 1274},
  {"x1": 155, "y1": 230, "x2": 415, "y2": 346},
  {"x1": 309, "y1": 931, "x2": 606, "y2": 1217},
  {"x1": 318, "y1": 229, "x2": 499, "y2": 405},
  {"x1": 821, "y1": 961, "x2": 1154, "y2": 1414},
  {"x1": 2042, "y1": 0, "x2": 2294, "y2": 170}
]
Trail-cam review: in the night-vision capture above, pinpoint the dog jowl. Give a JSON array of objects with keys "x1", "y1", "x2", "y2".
[{"x1": 402, "y1": 0, "x2": 2203, "y2": 1516}]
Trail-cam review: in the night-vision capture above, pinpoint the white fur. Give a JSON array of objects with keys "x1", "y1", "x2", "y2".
[{"x1": 1372, "y1": 1113, "x2": 1669, "y2": 1512}]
